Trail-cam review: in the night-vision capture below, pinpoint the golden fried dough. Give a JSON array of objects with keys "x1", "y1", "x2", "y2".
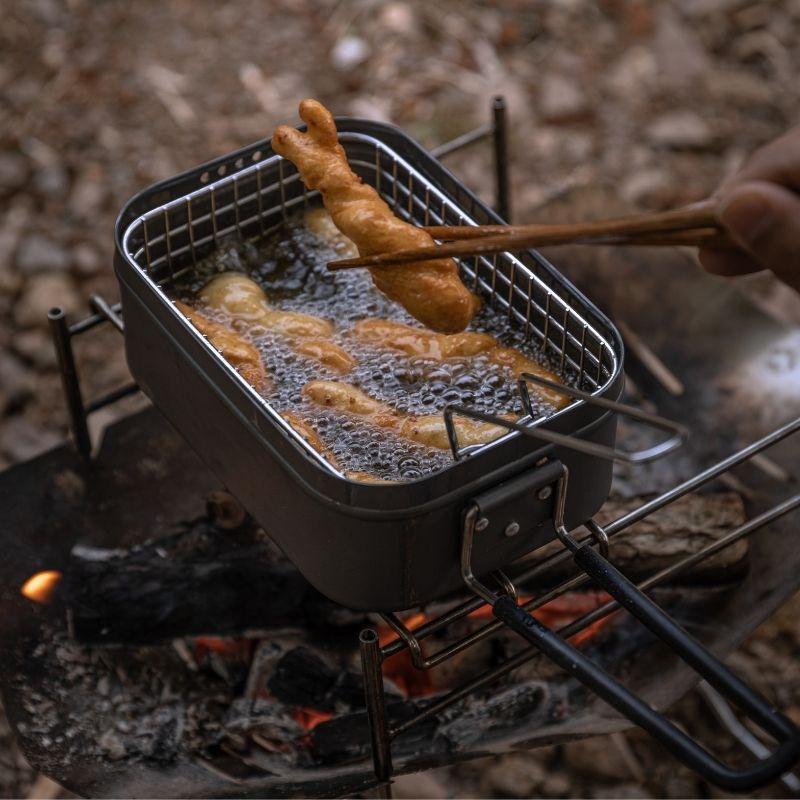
[
  {"x1": 198, "y1": 273, "x2": 354, "y2": 374},
  {"x1": 272, "y1": 99, "x2": 481, "y2": 333},
  {"x1": 352, "y1": 318, "x2": 569, "y2": 409},
  {"x1": 303, "y1": 208, "x2": 358, "y2": 257},
  {"x1": 303, "y1": 380, "x2": 510, "y2": 450},
  {"x1": 200, "y1": 273, "x2": 332, "y2": 337},
  {"x1": 294, "y1": 338, "x2": 356, "y2": 373},
  {"x1": 282, "y1": 410, "x2": 329, "y2": 455},
  {"x1": 175, "y1": 301, "x2": 270, "y2": 393},
  {"x1": 282, "y1": 409, "x2": 388, "y2": 483},
  {"x1": 353, "y1": 319, "x2": 496, "y2": 360}
]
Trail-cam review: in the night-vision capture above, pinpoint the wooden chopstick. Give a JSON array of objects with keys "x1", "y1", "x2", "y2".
[
  {"x1": 420, "y1": 200, "x2": 719, "y2": 241},
  {"x1": 327, "y1": 200, "x2": 735, "y2": 272}
]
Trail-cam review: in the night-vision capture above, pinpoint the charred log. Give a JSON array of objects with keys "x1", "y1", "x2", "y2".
[
  {"x1": 63, "y1": 517, "x2": 331, "y2": 645},
  {"x1": 266, "y1": 647, "x2": 399, "y2": 712},
  {"x1": 516, "y1": 492, "x2": 749, "y2": 588}
]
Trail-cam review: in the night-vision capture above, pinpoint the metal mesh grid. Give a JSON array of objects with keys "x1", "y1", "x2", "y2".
[{"x1": 121, "y1": 132, "x2": 620, "y2": 466}]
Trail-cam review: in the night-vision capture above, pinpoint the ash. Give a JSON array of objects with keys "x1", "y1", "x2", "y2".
[{"x1": 15, "y1": 624, "x2": 232, "y2": 767}]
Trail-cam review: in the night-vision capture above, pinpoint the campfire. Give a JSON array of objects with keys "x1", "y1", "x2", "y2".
[{"x1": 1, "y1": 100, "x2": 798, "y2": 799}]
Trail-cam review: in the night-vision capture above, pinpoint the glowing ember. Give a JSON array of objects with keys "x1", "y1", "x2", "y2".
[
  {"x1": 20, "y1": 570, "x2": 62, "y2": 604},
  {"x1": 379, "y1": 612, "x2": 436, "y2": 697},
  {"x1": 378, "y1": 591, "x2": 615, "y2": 698},
  {"x1": 293, "y1": 707, "x2": 333, "y2": 731},
  {"x1": 193, "y1": 637, "x2": 252, "y2": 659},
  {"x1": 469, "y1": 590, "x2": 614, "y2": 646}
]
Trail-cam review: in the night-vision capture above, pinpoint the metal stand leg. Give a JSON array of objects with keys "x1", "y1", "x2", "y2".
[
  {"x1": 48, "y1": 307, "x2": 92, "y2": 460},
  {"x1": 492, "y1": 95, "x2": 511, "y2": 222},
  {"x1": 360, "y1": 629, "x2": 394, "y2": 799}
]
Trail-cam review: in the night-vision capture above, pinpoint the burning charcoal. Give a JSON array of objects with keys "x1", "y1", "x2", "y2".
[
  {"x1": 267, "y1": 647, "x2": 403, "y2": 714},
  {"x1": 224, "y1": 697, "x2": 303, "y2": 742},
  {"x1": 437, "y1": 683, "x2": 548, "y2": 750},
  {"x1": 268, "y1": 647, "x2": 337, "y2": 709},
  {"x1": 309, "y1": 700, "x2": 433, "y2": 764}
]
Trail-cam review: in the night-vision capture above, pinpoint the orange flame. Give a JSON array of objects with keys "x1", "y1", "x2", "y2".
[{"x1": 21, "y1": 570, "x2": 62, "y2": 604}]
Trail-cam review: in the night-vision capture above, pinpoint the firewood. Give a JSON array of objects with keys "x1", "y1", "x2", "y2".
[{"x1": 63, "y1": 518, "x2": 325, "y2": 645}]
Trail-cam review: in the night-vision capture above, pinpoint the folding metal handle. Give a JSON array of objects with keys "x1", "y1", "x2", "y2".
[
  {"x1": 492, "y1": 550, "x2": 800, "y2": 792},
  {"x1": 517, "y1": 372, "x2": 688, "y2": 463},
  {"x1": 444, "y1": 372, "x2": 688, "y2": 463}
]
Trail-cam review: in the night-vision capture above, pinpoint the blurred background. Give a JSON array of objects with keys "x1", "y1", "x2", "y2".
[{"x1": 1, "y1": 0, "x2": 799, "y2": 797}]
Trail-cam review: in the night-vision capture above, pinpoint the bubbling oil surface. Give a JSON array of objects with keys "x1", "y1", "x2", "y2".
[{"x1": 172, "y1": 210, "x2": 572, "y2": 482}]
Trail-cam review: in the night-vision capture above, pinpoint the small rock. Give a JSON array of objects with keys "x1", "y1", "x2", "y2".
[
  {"x1": 538, "y1": 73, "x2": 590, "y2": 123},
  {"x1": 621, "y1": 167, "x2": 674, "y2": 206},
  {"x1": 0, "y1": 352, "x2": 35, "y2": 409},
  {"x1": 0, "y1": 417, "x2": 61, "y2": 462},
  {"x1": 15, "y1": 273, "x2": 81, "y2": 328},
  {"x1": 69, "y1": 164, "x2": 105, "y2": 219},
  {"x1": 330, "y1": 36, "x2": 371, "y2": 71},
  {"x1": 653, "y1": 6, "x2": 711, "y2": 90},
  {"x1": 97, "y1": 729, "x2": 126, "y2": 761},
  {"x1": 647, "y1": 111, "x2": 712, "y2": 150},
  {"x1": 13, "y1": 329, "x2": 57, "y2": 369},
  {"x1": 379, "y1": 2, "x2": 417, "y2": 35},
  {"x1": 0, "y1": 152, "x2": 28, "y2": 192},
  {"x1": 33, "y1": 164, "x2": 69, "y2": 199},
  {"x1": 541, "y1": 772, "x2": 571, "y2": 796},
  {"x1": 703, "y1": 68, "x2": 775, "y2": 106},
  {"x1": 393, "y1": 769, "x2": 449, "y2": 799},
  {"x1": 483, "y1": 754, "x2": 547, "y2": 796},
  {"x1": 563, "y1": 736, "x2": 633, "y2": 781},
  {"x1": 594, "y1": 784, "x2": 652, "y2": 799},
  {"x1": 72, "y1": 242, "x2": 101, "y2": 276},
  {"x1": 605, "y1": 47, "x2": 657, "y2": 98},
  {"x1": 16, "y1": 234, "x2": 70, "y2": 275},
  {"x1": 96, "y1": 676, "x2": 110, "y2": 697}
]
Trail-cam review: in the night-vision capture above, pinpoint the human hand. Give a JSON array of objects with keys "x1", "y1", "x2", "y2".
[{"x1": 698, "y1": 127, "x2": 800, "y2": 292}]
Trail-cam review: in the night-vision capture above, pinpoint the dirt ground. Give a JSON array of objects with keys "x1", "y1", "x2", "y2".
[{"x1": 1, "y1": 0, "x2": 800, "y2": 797}]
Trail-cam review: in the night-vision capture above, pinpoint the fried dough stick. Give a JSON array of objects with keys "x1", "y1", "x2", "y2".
[
  {"x1": 175, "y1": 301, "x2": 270, "y2": 393},
  {"x1": 303, "y1": 208, "x2": 358, "y2": 258},
  {"x1": 272, "y1": 99, "x2": 481, "y2": 333},
  {"x1": 282, "y1": 410, "x2": 388, "y2": 483},
  {"x1": 199, "y1": 272, "x2": 355, "y2": 374},
  {"x1": 353, "y1": 319, "x2": 570, "y2": 410},
  {"x1": 303, "y1": 380, "x2": 510, "y2": 450}
]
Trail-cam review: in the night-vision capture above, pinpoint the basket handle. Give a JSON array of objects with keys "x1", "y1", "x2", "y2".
[
  {"x1": 444, "y1": 373, "x2": 687, "y2": 464},
  {"x1": 493, "y1": 588, "x2": 800, "y2": 792},
  {"x1": 463, "y1": 464, "x2": 800, "y2": 791}
]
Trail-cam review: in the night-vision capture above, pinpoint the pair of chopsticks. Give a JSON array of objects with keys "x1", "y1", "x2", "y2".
[{"x1": 327, "y1": 199, "x2": 735, "y2": 271}]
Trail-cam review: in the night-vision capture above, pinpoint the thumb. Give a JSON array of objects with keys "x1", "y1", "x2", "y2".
[{"x1": 718, "y1": 180, "x2": 800, "y2": 291}]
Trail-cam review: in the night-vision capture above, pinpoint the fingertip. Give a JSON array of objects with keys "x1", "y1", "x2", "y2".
[{"x1": 697, "y1": 246, "x2": 761, "y2": 277}]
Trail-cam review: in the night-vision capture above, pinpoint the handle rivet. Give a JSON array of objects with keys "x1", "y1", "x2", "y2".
[
  {"x1": 538, "y1": 486, "x2": 553, "y2": 501},
  {"x1": 504, "y1": 521, "x2": 520, "y2": 538},
  {"x1": 475, "y1": 516, "x2": 490, "y2": 532}
]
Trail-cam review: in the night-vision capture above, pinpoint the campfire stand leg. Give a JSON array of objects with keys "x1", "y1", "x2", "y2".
[
  {"x1": 48, "y1": 298, "x2": 138, "y2": 461},
  {"x1": 359, "y1": 629, "x2": 394, "y2": 799},
  {"x1": 48, "y1": 307, "x2": 92, "y2": 460},
  {"x1": 492, "y1": 95, "x2": 510, "y2": 222}
]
